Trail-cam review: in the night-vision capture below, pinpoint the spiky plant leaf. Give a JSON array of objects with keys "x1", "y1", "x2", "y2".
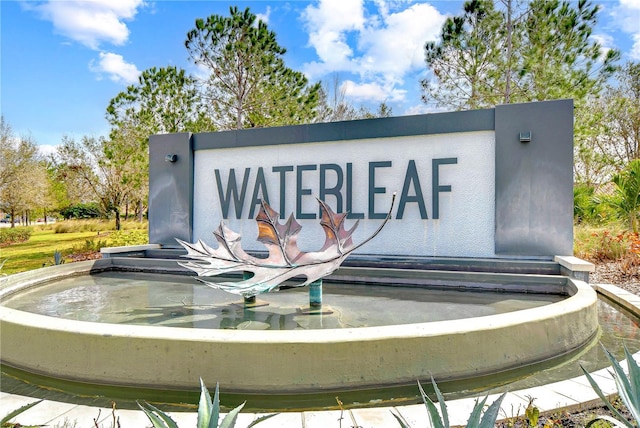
[
  {"x1": 623, "y1": 345, "x2": 640, "y2": 417},
  {"x1": 478, "y1": 393, "x2": 506, "y2": 428},
  {"x1": 417, "y1": 380, "x2": 446, "y2": 428},
  {"x1": 602, "y1": 346, "x2": 640, "y2": 424},
  {"x1": 0, "y1": 399, "x2": 42, "y2": 425},
  {"x1": 137, "y1": 401, "x2": 179, "y2": 428},
  {"x1": 580, "y1": 365, "x2": 634, "y2": 428},
  {"x1": 246, "y1": 413, "x2": 278, "y2": 427},
  {"x1": 196, "y1": 378, "x2": 218, "y2": 428},
  {"x1": 390, "y1": 410, "x2": 413, "y2": 428},
  {"x1": 466, "y1": 395, "x2": 489, "y2": 427},
  {"x1": 219, "y1": 401, "x2": 245, "y2": 428}
]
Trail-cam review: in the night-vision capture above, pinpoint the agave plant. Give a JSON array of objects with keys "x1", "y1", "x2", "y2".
[
  {"x1": 138, "y1": 378, "x2": 276, "y2": 428},
  {"x1": 581, "y1": 344, "x2": 640, "y2": 428},
  {"x1": 1, "y1": 399, "x2": 43, "y2": 427},
  {"x1": 178, "y1": 196, "x2": 395, "y2": 298},
  {"x1": 392, "y1": 377, "x2": 505, "y2": 428},
  {"x1": 53, "y1": 250, "x2": 65, "y2": 265}
]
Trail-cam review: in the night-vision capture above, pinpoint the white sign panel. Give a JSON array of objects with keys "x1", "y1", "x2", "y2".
[{"x1": 193, "y1": 131, "x2": 495, "y2": 257}]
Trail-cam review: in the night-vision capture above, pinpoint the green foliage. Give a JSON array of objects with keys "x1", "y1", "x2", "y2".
[
  {"x1": 422, "y1": 0, "x2": 619, "y2": 118},
  {"x1": 610, "y1": 159, "x2": 640, "y2": 232},
  {"x1": 59, "y1": 202, "x2": 102, "y2": 220},
  {"x1": 186, "y1": 7, "x2": 319, "y2": 130},
  {"x1": 391, "y1": 377, "x2": 505, "y2": 428},
  {"x1": 574, "y1": 184, "x2": 599, "y2": 224},
  {"x1": 107, "y1": 66, "x2": 213, "y2": 135},
  {"x1": 0, "y1": 227, "x2": 32, "y2": 245},
  {"x1": 1, "y1": 399, "x2": 42, "y2": 427},
  {"x1": 524, "y1": 397, "x2": 540, "y2": 427},
  {"x1": 54, "y1": 134, "x2": 146, "y2": 231},
  {"x1": 71, "y1": 238, "x2": 108, "y2": 254},
  {"x1": 108, "y1": 229, "x2": 148, "y2": 247},
  {"x1": 54, "y1": 219, "x2": 145, "y2": 234},
  {"x1": 422, "y1": 0, "x2": 505, "y2": 109},
  {"x1": 581, "y1": 345, "x2": 640, "y2": 428},
  {"x1": 138, "y1": 379, "x2": 276, "y2": 428},
  {"x1": 1, "y1": 117, "x2": 53, "y2": 227}
]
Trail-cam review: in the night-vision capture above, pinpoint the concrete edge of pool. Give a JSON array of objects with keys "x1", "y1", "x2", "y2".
[
  {"x1": 1, "y1": 258, "x2": 598, "y2": 392},
  {"x1": 1, "y1": 284, "x2": 637, "y2": 428}
]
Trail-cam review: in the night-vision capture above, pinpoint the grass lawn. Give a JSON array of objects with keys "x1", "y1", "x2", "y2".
[{"x1": 0, "y1": 222, "x2": 147, "y2": 275}]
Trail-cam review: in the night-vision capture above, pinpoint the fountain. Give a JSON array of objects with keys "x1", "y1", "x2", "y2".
[{"x1": 0, "y1": 100, "x2": 617, "y2": 407}]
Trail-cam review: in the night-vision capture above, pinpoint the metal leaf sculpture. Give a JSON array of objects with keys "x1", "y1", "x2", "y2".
[{"x1": 177, "y1": 195, "x2": 395, "y2": 298}]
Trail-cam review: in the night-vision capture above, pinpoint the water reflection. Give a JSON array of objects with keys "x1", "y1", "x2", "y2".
[{"x1": 2, "y1": 271, "x2": 563, "y2": 330}]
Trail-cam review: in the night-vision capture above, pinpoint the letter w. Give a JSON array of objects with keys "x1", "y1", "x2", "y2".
[{"x1": 215, "y1": 168, "x2": 251, "y2": 219}]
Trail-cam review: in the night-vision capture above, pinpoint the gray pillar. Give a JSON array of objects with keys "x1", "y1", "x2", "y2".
[
  {"x1": 494, "y1": 99, "x2": 574, "y2": 256},
  {"x1": 148, "y1": 133, "x2": 194, "y2": 247}
]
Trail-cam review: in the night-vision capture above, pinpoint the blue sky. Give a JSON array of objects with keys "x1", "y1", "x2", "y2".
[{"x1": 2, "y1": 0, "x2": 639, "y2": 153}]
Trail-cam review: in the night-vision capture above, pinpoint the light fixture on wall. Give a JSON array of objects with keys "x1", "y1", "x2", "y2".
[{"x1": 519, "y1": 131, "x2": 532, "y2": 143}]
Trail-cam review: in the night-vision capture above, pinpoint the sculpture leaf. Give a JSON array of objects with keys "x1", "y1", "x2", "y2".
[{"x1": 178, "y1": 195, "x2": 395, "y2": 297}]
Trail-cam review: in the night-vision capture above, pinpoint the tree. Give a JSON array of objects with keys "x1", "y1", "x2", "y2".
[
  {"x1": 106, "y1": 66, "x2": 214, "y2": 135},
  {"x1": 422, "y1": 0, "x2": 506, "y2": 109},
  {"x1": 0, "y1": 118, "x2": 52, "y2": 227},
  {"x1": 421, "y1": 0, "x2": 619, "y2": 112},
  {"x1": 574, "y1": 62, "x2": 640, "y2": 186},
  {"x1": 55, "y1": 133, "x2": 145, "y2": 231},
  {"x1": 600, "y1": 62, "x2": 640, "y2": 165},
  {"x1": 519, "y1": 0, "x2": 618, "y2": 103},
  {"x1": 185, "y1": 6, "x2": 320, "y2": 129}
]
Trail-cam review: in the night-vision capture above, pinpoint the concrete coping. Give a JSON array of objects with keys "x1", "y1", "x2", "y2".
[
  {"x1": 1, "y1": 281, "x2": 638, "y2": 427},
  {"x1": 100, "y1": 244, "x2": 161, "y2": 254},
  {"x1": 554, "y1": 255, "x2": 595, "y2": 272}
]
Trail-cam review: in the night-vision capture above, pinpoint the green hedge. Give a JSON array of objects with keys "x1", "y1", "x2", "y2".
[
  {"x1": 59, "y1": 203, "x2": 102, "y2": 219},
  {"x1": 0, "y1": 228, "x2": 32, "y2": 245}
]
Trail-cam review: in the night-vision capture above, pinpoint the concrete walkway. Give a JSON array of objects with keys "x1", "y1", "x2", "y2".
[{"x1": 2, "y1": 283, "x2": 639, "y2": 428}]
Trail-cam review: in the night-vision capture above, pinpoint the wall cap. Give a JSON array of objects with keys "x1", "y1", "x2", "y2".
[
  {"x1": 101, "y1": 244, "x2": 162, "y2": 254},
  {"x1": 554, "y1": 255, "x2": 595, "y2": 272}
]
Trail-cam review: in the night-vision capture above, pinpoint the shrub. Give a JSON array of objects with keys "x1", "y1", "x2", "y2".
[
  {"x1": 0, "y1": 227, "x2": 32, "y2": 246},
  {"x1": 71, "y1": 238, "x2": 108, "y2": 254},
  {"x1": 54, "y1": 219, "x2": 147, "y2": 234},
  {"x1": 610, "y1": 159, "x2": 640, "y2": 232},
  {"x1": 108, "y1": 230, "x2": 148, "y2": 247},
  {"x1": 59, "y1": 203, "x2": 102, "y2": 220}
]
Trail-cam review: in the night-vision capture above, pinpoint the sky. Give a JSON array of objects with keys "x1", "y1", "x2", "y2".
[{"x1": 1, "y1": 0, "x2": 639, "y2": 154}]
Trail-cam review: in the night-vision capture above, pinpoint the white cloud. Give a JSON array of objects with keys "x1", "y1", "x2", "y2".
[
  {"x1": 301, "y1": 1, "x2": 446, "y2": 104},
  {"x1": 302, "y1": 0, "x2": 366, "y2": 70},
  {"x1": 631, "y1": 33, "x2": 640, "y2": 60},
  {"x1": 38, "y1": 144, "x2": 59, "y2": 157},
  {"x1": 404, "y1": 103, "x2": 441, "y2": 116},
  {"x1": 357, "y1": 3, "x2": 444, "y2": 81},
  {"x1": 89, "y1": 52, "x2": 140, "y2": 84},
  {"x1": 610, "y1": 0, "x2": 640, "y2": 59},
  {"x1": 592, "y1": 33, "x2": 615, "y2": 57},
  {"x1": 342, "y1": 80, "x2": 406, "y2": 102},
  {"x1": 256, "y1": 6, "x2": 271, "y2": 24},
  {"x1": 29, "y1": 0, "x2": 145, "y2": 49}
]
